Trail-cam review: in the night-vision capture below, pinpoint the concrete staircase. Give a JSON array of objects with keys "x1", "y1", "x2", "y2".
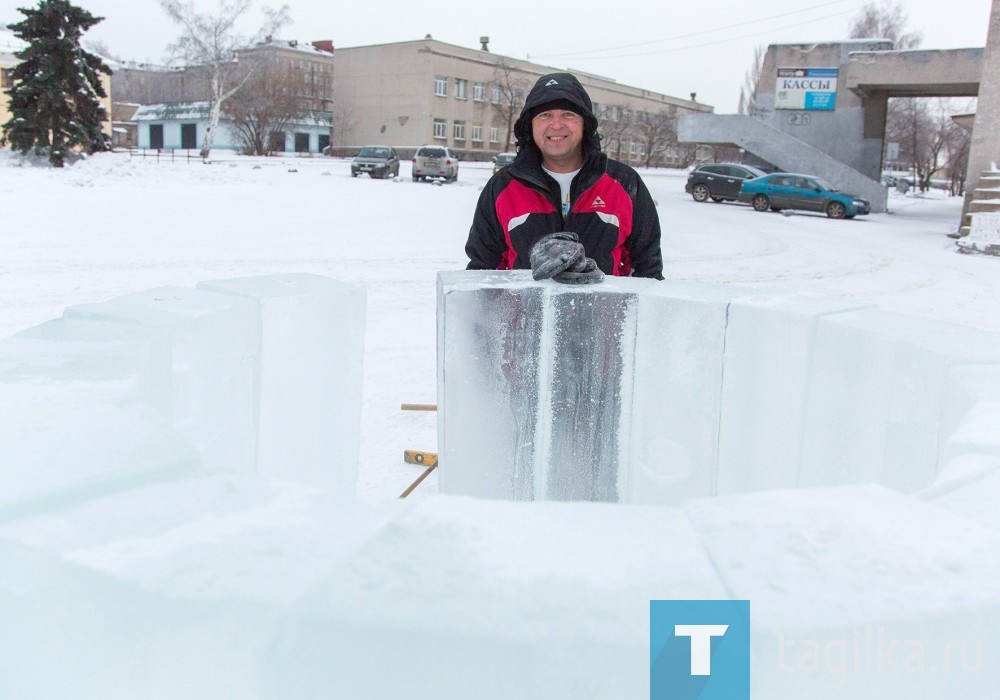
[
  {"x1": 678, "y1": 114, "x2": 888, "y2": 213},
  {"x1": 956, "y1": 169, "x2": 1000, "y2": 237}
]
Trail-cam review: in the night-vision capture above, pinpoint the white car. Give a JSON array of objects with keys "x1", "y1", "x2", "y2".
[{"x1": 412, "y1": 145, "x2": 459, "y2": 182}]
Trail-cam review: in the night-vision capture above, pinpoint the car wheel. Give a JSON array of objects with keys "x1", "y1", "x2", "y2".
[
  {"x1": 351, "y1": 172, "x2": 358, "y2": 178},
  {"x1": 691, "y1": 183, "x2": 710, "y2": 202},
  {"x1": 751, "y1": 194, "x2": 770, "y2": 212},
  {"x1": 826, "y1": 201, "x2": 846, "y2": 219},
  {"x1": 412, "y1": 175, "x2": 419, "y2": 182},
  {"x1": 710, "y1": 196, "x2": 723, "y2": 203}
]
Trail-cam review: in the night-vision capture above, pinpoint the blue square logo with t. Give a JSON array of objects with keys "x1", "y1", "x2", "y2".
[{"x1": 650, "y1": 600, "x2": 750, "y2": 699}]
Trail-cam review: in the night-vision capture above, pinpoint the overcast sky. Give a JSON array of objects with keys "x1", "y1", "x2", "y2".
[{"x1": 0, "y1": 0, "x2": 993, "y2": 112}]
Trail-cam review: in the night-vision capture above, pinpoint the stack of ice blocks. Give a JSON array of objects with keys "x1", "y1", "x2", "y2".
[{"x1": 437, "y1": 271, "x2": 1000, "y2": 503}]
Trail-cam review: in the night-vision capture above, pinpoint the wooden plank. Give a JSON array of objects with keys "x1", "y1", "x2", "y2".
[{"x1": 403, "y1": 449, "x2": 438, "y2": 467}]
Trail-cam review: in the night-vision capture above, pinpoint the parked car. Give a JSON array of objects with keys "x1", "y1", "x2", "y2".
[
  {"x1": 685, "y1": 163, "x2": 767, "y2": 203},
  {"x1": 412, "y1": 145, "x2": 459, "y2": 182},
  {"x1": 351, "y1": 145, "x2": 399, "y2": 179},
  {"x1": 492, "y1": 152, "x2": 517, "y2": 175},
  {"x1": 738, "y1": 173, "x2": 871, "y2": 219}
]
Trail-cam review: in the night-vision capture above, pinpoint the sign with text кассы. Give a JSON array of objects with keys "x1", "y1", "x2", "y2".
[{"x1": 775, "y1": 67, "x2": 838, "y2": 111}]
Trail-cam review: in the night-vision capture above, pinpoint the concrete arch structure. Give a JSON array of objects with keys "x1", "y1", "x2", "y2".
[{"x1": 680, "y1": 40, "x2": 986, "y2": 215}]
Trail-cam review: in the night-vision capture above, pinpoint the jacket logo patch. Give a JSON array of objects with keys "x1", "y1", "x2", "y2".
[
  {"x1": 591, "y1": 195, "x2": 606, "y2": 208},
  {"x1": 545, "y1": 79, "x2": 559, "y2": 86}
]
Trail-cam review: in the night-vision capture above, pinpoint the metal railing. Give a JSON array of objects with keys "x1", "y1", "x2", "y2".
[{"x1": 128, "y1": 148, "x2": 201, "y2": 163}]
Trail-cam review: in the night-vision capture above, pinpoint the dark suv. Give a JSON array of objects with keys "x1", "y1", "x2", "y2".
[{"x1": 685, "y1": 163, "x2": 767, "y2": 203}]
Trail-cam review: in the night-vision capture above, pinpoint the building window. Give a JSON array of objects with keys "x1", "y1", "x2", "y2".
[
  {"x1": 491, "y1": 85, "x2": 501, "y2": 104},
  {"x1": 453, "y1": 120, "x2": 466, "y2": 140},
  {"x1": 629, "y1": 141, "x2": 637, "y2": 155},
  {"x1": 471, "y1": 123, "x2": 483, "y2": 142},
  {"x1": 0, "y1": 67, "x2": 11, "y2": 89},
  {"x1": 433, "y1": 118, "x2": 446, "y2": 139},
  {"x1": 611, "y1": 106, "x2": 619, "y2": 122},
  {"x1": 489, "y1": 127, "x2": 499, "y2": 144},
  {"x1": 454, "y1": 79, "x2": 467, "y2": 100},
  {"x1": 434, "y1": 75, "x2": 447, "y2": 97},
  {"x1": 473, "y1": 82, "x2": 485, "y2": 101}
]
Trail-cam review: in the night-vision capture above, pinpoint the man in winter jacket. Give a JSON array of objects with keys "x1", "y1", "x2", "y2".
[{"x1": 465, "y1": 71, "x2": 664, "y2": 280}]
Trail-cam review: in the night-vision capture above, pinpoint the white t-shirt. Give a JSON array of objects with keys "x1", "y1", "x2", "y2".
[{"x1": 543, "y1": 166, "x2": 581, "y2": 217}]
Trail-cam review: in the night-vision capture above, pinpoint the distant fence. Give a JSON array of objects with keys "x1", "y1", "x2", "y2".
[{"x1": 128, "y1": 148, "x2": 202, "y2": 163}]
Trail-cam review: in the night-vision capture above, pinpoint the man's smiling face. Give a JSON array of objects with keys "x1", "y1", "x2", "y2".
[{"x1": 531, "y1": 108, "x2": 585, "y2": 172}]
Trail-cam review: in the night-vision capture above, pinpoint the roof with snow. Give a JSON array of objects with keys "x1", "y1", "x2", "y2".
[
  {"x1": 134, "y1": 101, "x2": 212, "y2": 121},
  {"x1": 134, "y1": 101, "x2": 333, "y2": 127},
  {"x1": 0, "y1": 26, "x2": 27, "y2": 57}
]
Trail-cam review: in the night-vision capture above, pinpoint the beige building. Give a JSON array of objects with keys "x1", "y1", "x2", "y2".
[
  {"x1": 1, "y1": 25, "x2": 113, "y2": 145},
  {"x1": 112, "y1": 39, "x2": 335, "y2": 113},
  {"x1": 331, "y1": 37, "x2": 713, "y2": 164},
  {"x1": 1, "y1": 27, "x2": 22, "y2": 138}
]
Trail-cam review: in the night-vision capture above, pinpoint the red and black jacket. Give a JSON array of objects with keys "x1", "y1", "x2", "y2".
[{"x1": 466, "y1": 145, "x2": 664, "y2": 279}]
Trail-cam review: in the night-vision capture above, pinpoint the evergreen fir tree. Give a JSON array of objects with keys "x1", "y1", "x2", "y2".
[{"x1": 1, "y1": 0, "x2": 112, "y2": 167}]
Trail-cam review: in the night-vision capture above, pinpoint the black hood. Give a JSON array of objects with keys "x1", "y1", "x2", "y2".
[{"x1": 513, "y1": 72, "x2": 601, "y2": 153}]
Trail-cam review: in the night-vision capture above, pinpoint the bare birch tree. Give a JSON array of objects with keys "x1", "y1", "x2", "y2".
[
  {"x1": 634, "y1": 110, "x2": 675, "y2": 168},
  {"x1": 737, "y1": 45, "x2": 765, "y2": 116},
  {"x1": 598, "y1": 104, "x2": 632, "y2": 160},
  {"x1": 224, "y1": 57, "x2": 303, "y2": 155},
  {"x1": 847, "y1": 0, "x2": 922, "y2": 48},
  {"x1": 491, "y1": 59, "x2": 528, "y2": 150},
  {"x1": 158, "y1": 0, "x2": 290, "y2": 160}
]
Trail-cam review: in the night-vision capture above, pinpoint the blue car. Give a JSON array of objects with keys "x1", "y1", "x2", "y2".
[{"x1": 738, "y1": 173, "x2": 871, "y2": 219}]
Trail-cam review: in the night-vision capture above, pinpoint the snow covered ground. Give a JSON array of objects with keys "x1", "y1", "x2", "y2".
[
  {"x1": 2, "y1": 151, "x2": 998, "y2": 698},
  {"x1": 0, "y1": 150, "x2": 994, "y2": 500}
]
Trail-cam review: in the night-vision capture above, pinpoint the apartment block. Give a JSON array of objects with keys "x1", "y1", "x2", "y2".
[{"x1": 331, "y1": 36, "x2": 714, "y2": 163}]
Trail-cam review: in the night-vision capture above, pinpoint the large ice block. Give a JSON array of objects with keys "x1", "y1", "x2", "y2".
[
  {"x1": 63, "y1": 286, "x2": 259, "y2": 474},
  {"x1": 626, "y1": 280, "x2": 753, "y2": 504},
  {"x1": 198, "y1": 274, "x2": 366, "y2": 494},
  {"x1": 0, "y1": 331, "x2": 200, "y2": 520},
  {"x1": 918, "y1": 453, "x2": 1000, "y2": 531},
  {"x1": 800, "y1": 309, "x2": 1000, "y2": 492},
  {"x1": 438, "y1": 271, "x2": 656, "y2": 501},
  {"x1": 261, "y1": 496, "x2": 729, "y2": 699},
  {"x1": 686, "y1": 484, "x2": 1000, "y2": 699},
  {"x1": 717, "y1": 293, "x2": 874, "y2": 495},
  {"x1": 938, "y1": 365, "x2": 1000, "y2": 466},
  {"x1": 438, "y1": 272, "x2": 766, "y2": 503}
]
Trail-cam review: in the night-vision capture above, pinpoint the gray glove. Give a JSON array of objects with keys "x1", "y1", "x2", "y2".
[
  {"x1": 553, "y1": 255, "x2": 605, "y2": 285},
  {"x1": 530, "y1": 232, "x2": 584, "y2": 280},
  {"x1": 529, "y1": 232, "x2": 605, "y2": 285}
]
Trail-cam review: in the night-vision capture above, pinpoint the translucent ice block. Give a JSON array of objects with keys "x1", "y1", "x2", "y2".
[
  {"x1": 262, "y1": 497, "x2": 729, "y2": 699},
  {"x1": 0, "y1": 330, "x2": 199, "y2": 520},
  {"x1": 717, "y1": 293, "x2": 874, "y2": 495},
  {"x1": 626, "y1": 280, "x2": 756, "y2": 504},
  {"x1": 686, "y1": 484, "x2": 1000, "y2": 699},
  {"x1": 198, "y1": 274, "x2": 366, "y2": 494},
  {"x1": 437, "y1": 271, "x2": 647, "y2": 502},
  {"x1": 63, "y1": 286, "x2": 259, "y2": 474},
  {"x1": 800, "y1": 309, "x2": 1000, "y2": 492}
]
